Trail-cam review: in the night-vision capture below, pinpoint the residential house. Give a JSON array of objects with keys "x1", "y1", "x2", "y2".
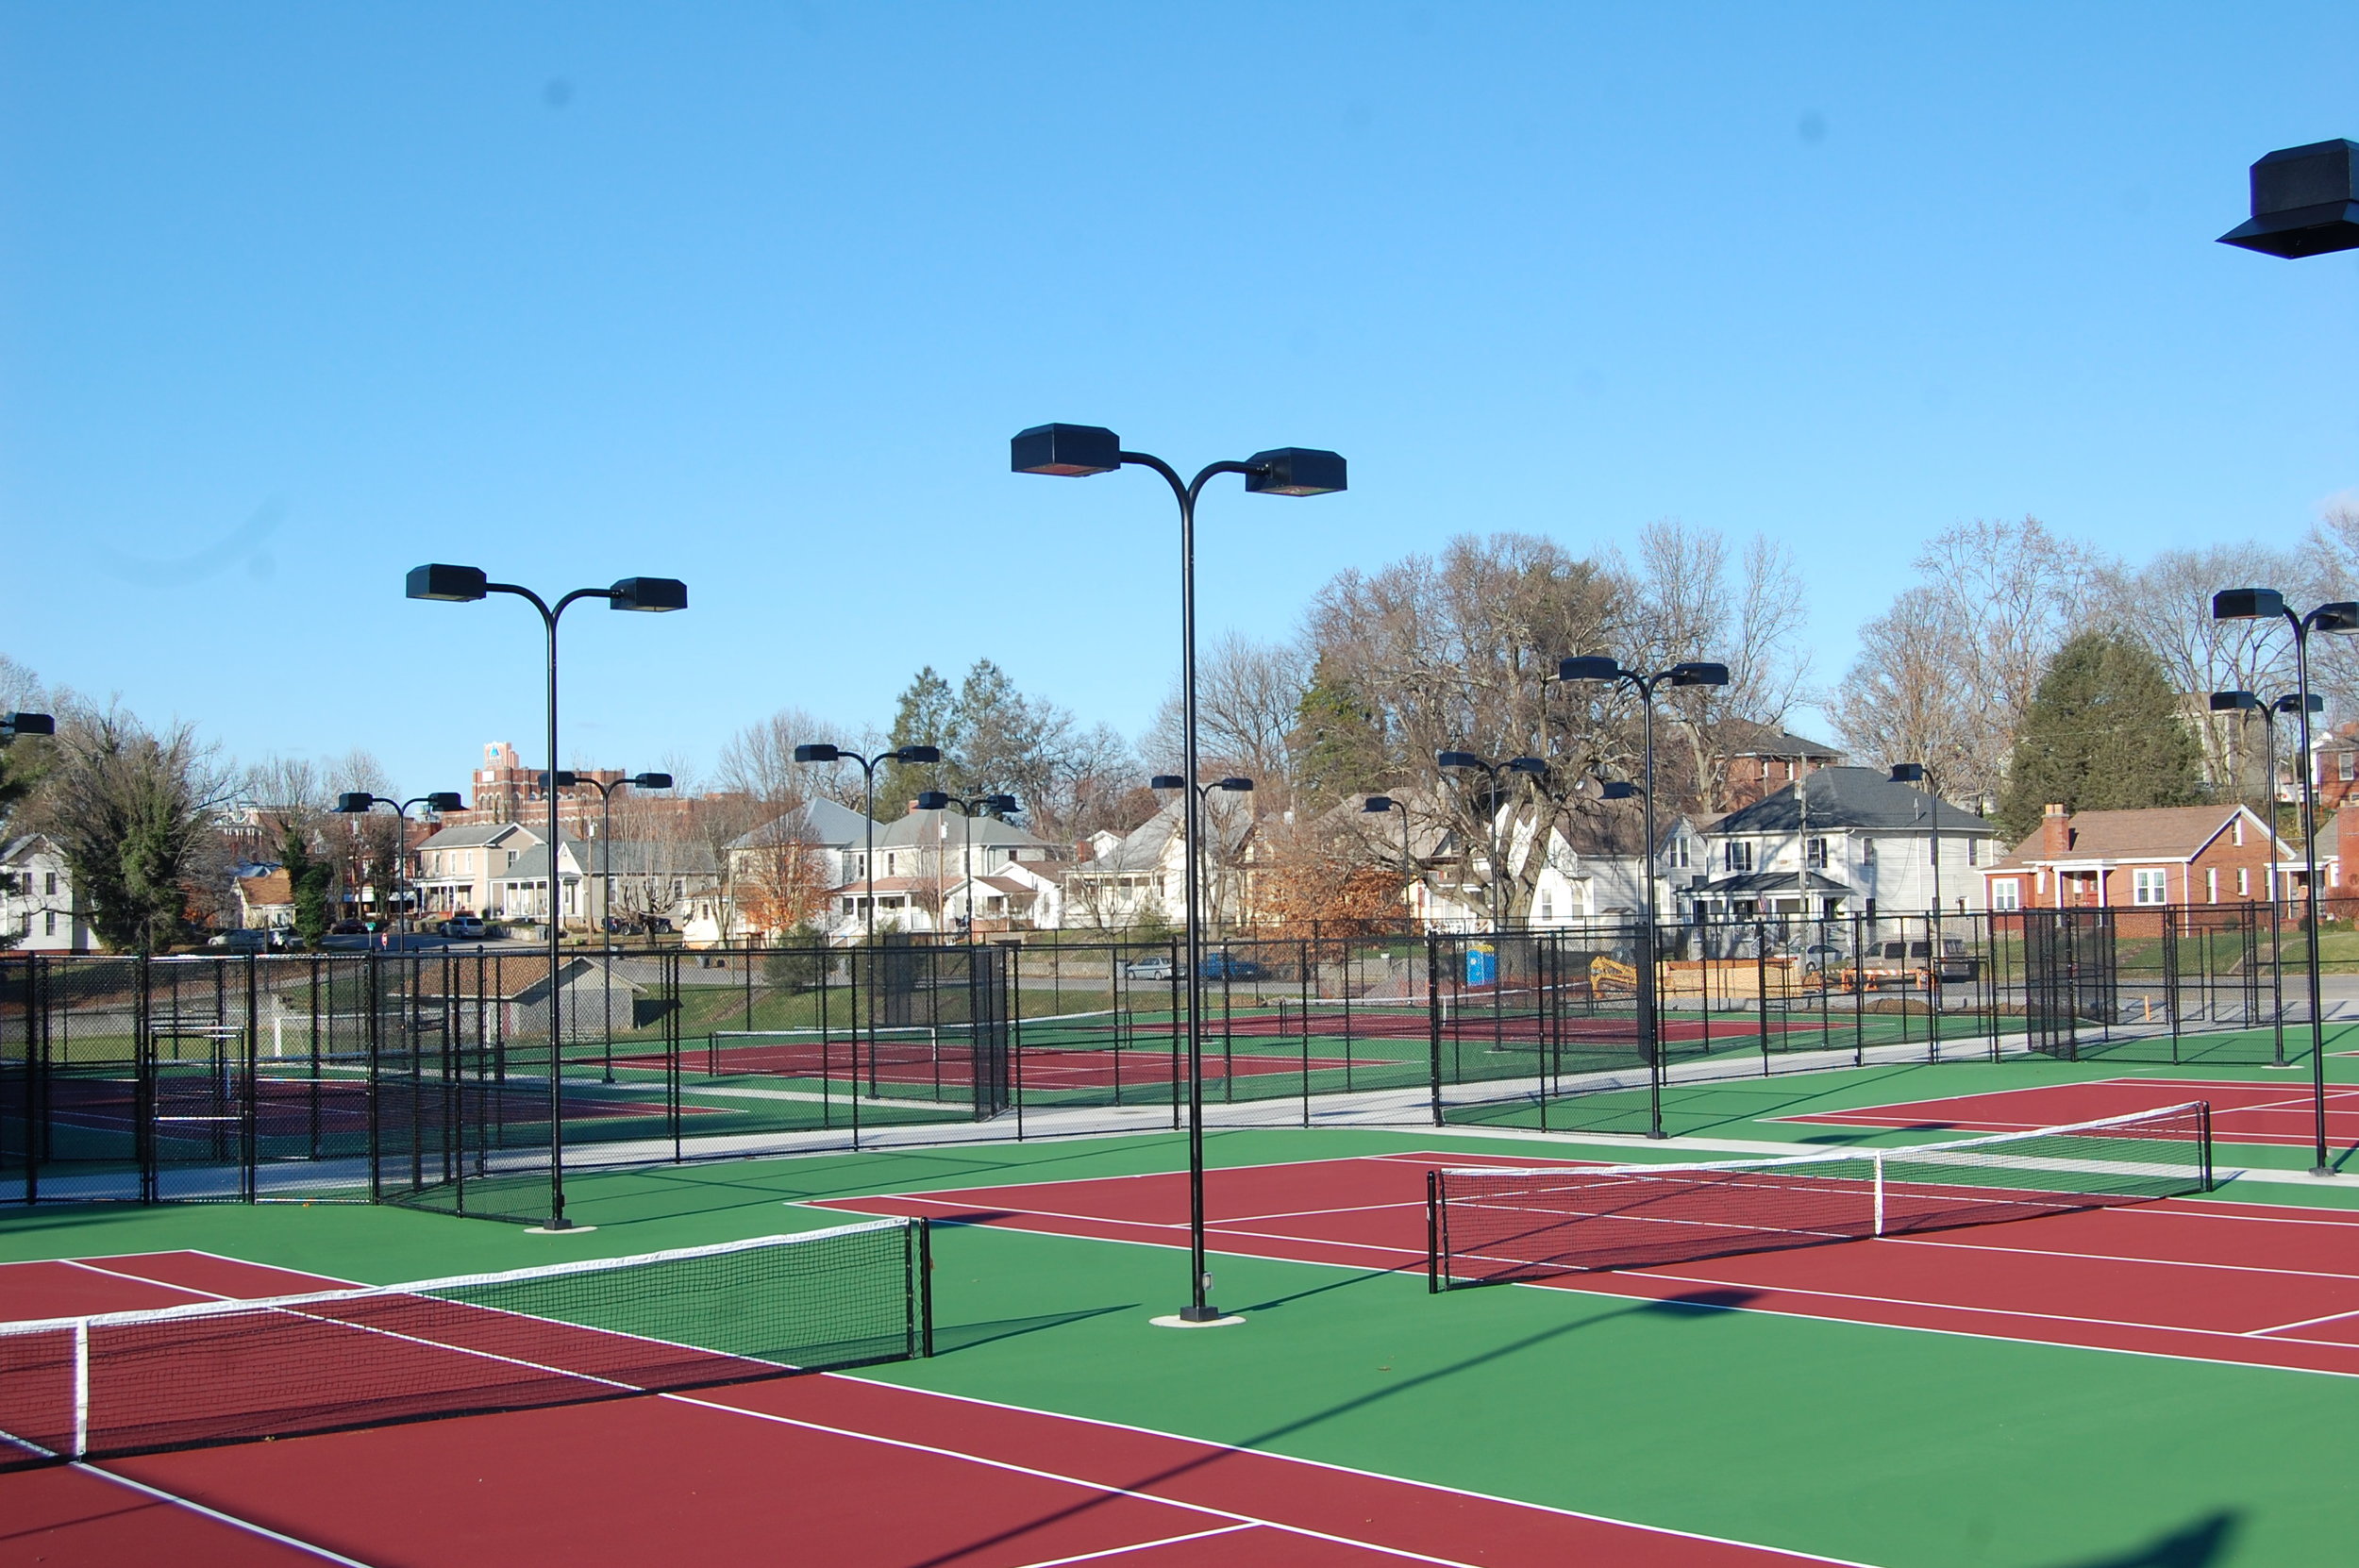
[
  {"x1": 1060, "y1": 801, "x2": 1251, "y2": 932},
  {"x1": 1421, "y1": 803, "x2": 1712, "y2": 931},
  {"x1": 1695, "y1": 766, "x2": 1997, "y2": 919},
  {"x1": 835, "y1": 803, "x2": 1066, "y2": 937},
  {"x1": 577, "y1": 838, "x2": 723, "y2": 932},
  {"x1": 2309, "y1": 722, "x2": 2359, "y2": 812},
  {"x1": 721, "y1": 798, "x2": 877, "y2": 942},
  {"x1": 1716, "y1": 723, "x2": 1843, "y2": 810},
  {"x1": 413, "y1": 822, "x2": 544, "y2": 919},
  {"x1": 0, "y1": 835, "x2": 87, "y2": 951},
  {"x1": 1980, "y1": 803, "x2": 2301, "y2": 911},
  {"x1": 234, "y1": 866, "x2": 297, "y2": 933}
]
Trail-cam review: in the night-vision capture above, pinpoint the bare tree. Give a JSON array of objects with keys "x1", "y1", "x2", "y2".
[
  {"x1": 1145, "y1": 634, "x2": 1311, "y2": 809},
  {"x1": 2099, "y1": 542, "x2": 2302, "y2": 793},
  {"x1": 1301, "y1": 532, "x2": 1631, "y2": 923},
  {"x1": 1829, "y1": 516, "x2": 2107, "y2": 806},
  {"x1": 1619, "y1": 520, "x2": 1813, "y2": 809}
]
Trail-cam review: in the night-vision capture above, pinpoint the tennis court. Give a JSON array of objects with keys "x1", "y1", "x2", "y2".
[
  {"x1": 1782, "y1": 1076, "x2": 2359, "y2": 1150},
  {"x1": 818, "y1": 1140, "x2": 2359, "y2": 1379},
  {"x1": 0, "y1": 1247, "x2": 1847, "y2": 1567}
]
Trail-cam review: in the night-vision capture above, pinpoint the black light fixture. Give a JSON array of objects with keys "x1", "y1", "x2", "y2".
[
  {"x1": 1, "y1": 712, "x2": 55, "y2": 738},
  {"x1": 2209, "y1": 683, "x2": 2325, "y2": 1072},
  {"x1": 334, "y1": 792, "x2": 375, "y2": 814},
  {"x1": 2209, "y1": 586, "x2": 2359, "y2": 1173},
  {"x1": 628, "y1": 773, "x2": 674, "y2": 791},
  {"x1": 1149, "y1": 775, "x2": 1186, "y2": 792},
  {"x1": 405, "y1": 563, "x2": 489, "y2": 603},
  {"x1": 793, "y1": 743, "x2": 841, "y2": 764},
  {"x1": 1363, "y1": 794, "x2": 1418, "y2": 931},
  {"x1": 329, "y1": 792, "x2": 462, "y2": 942},
  {"x1": 2218, "y1": 140, "x2": 2359, "y2": 259},
  {"x1": 540, "y1": 770, "x2": 580, "y2": 791},
  {"x1": 1554, "y1": 649, "x2": 1733, "y2": 1137},
  {"x1": 425, "y1": 792, "x2": 465, "y2": 813},
  {"x1": 1598, "y1": 780, "x2": 1639, "y2": 801},
  {"x1": 1505, "y1": 757, "x2": 1549, "y2": 777},
  {"x1": 405, "y1": 560, "x2": 688, "y2": 1231},
  {"x1": 1013, "y1": 419, "x2": 1346, "y2": 1330}
]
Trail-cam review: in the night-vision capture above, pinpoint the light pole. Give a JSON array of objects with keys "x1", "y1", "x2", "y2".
[
  {"x1": 1558, "y1": 658, "x2": 1730, "y2": 1140},
  {"x1": 331, "y1": 792, "x2": 464, "y2": 942},
  {"x1": 2210, "y1": 688, "x2": 2319, "y2": 1069},
  {"x1": 1150, "y1": 775, "x2": 1253, "y2": 945},
  {"x1": 570, "y1": 771, "x2": 675, "y2": 1082},
  {"x1": 795, "y1": 742, "x2": 944, "y2": 1101},
  {"x1": 1885, "y1": 762, "x2": 1951, "y2": 1011},
  {"x1": 1362, "y1": 795, "x2": 1419, "y2": 932},
  {"x1": 406, "y1": 564, "x2": 686, "y2": 1231},
  {"x1": 915, "y1": 791, "x2": 1020, "y2": 939},
  {"x1": 792, "y1": 744, "x2": 943, "y2": 944},
  {"x1": 2212, "y1": 590, "x2": 2357, "y2": 1175},
  {"x1": 1016, "y1": 424, "x2": 1345, "y2": 1327},
  {"x1": 1433, "y1": 753, "x2": 1548, "y2": 934}
]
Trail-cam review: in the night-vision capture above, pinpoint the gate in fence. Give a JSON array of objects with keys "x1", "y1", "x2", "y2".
[{"x1": 2023, "y1": 909, "x2": 2118, "y2": 1059}]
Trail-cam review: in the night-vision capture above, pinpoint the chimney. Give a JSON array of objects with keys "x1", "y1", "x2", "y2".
[{"x1": 2041, "y1": 803, "x2": 2069, "y2": 858}]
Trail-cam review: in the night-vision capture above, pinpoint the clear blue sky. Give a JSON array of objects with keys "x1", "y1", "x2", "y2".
[{"x1": 5, "y1": 4, "x2": 2355, "y2": 795}]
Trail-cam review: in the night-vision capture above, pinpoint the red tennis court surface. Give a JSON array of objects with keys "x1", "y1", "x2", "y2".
[
  {"x1": 818, "y1": 1152, "x2": 2359, "y2": 1380},
  {"x1": 0, "y1": 1250, "x2": 1844, "y2": 1567},
  {"x1": 1782, "y1": 1076, "x2": 2359, "y2": 1150}
]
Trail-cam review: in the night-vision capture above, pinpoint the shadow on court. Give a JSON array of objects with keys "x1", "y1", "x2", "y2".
[
  {"x1": 897, "y1": 1286, "x2": 1764, "y2": 1568},
  {"x1": 2044, "y1": 1510, "x2": 2237, "y2": 1568}
]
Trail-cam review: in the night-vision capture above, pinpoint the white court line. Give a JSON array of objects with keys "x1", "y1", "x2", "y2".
[
  {"x1": 663, "y1": 1395, "x2": 1493, "y2": 1567},
  {"x1": 2246, "y1": 1306, "x2": 2359, "y2": 1337},
  {"x1": 1005, "y1": 1522, "x2": 1260, "y2": 1567},
  {"x1": 1882, "y1": 1230, "x2": 2359, "y2": 1286},
  {"x1": 65, "y1": 1464, "x2": 377, "y2": 1567}
]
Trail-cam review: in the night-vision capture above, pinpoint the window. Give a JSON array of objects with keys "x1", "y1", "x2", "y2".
[
  {"x1": 43, "y1": 872, "x2": 57, "y2": 895},
  {"x1": 1861, "y1": 840, "x2": 1877, "y2": 865},
  {"x1": 42, "y1": 910, "x2": 56, "y2": 936},
  {"x1": 2207, "y1": 867, "x2": 2218, "y2": 904},
  {"x1": 1723, "y1": 841, "x2": 1754, "y2": 873},
  {"x1": 1966, "y1": 838, "x2": 1980, "y2": 867},
  {"x1": 2343, "y1": 753, "x2": 2356, "y2": 782},
  {"x1": 2133, "y1": 868, "x2": 2167, "y2": 906},
  {"x1": 1537, "y1": 892, "x2": 1554, "y2": 920},
  {"x1": 886, "y1": 853, "x2": 897, "y2": 876},
  {"x1": 2233, "y1": 817, "x2": 2245, "y2": 847},
  {"x1": 2236, "y1": 867, "x2": 2250, "y2": 897},
  {"x1": 1805, "y1": 837, "x2": 1827, "y2": 869},
  {"x1": 1991, "y1": 879, "x2": 2020, "y2": 911},
  {"x1": 1668, "y1": 838, "x2": 1691, "y2": 869}
]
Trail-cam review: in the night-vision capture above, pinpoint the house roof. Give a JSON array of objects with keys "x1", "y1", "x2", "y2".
[
  {"x1": 237, "y1": 869, "x2": 294, "y2": 906},
  {"x1": 727, "y1": 797, "x2": 875, "y2": 852},
  {"x1": 0, "y1": 833, "x2": 59, "y2": 865},
  {"x1": 1696, "y1": 870, "x2": 1853, "y2": 896},
  {"x1": 1716, "y1": 720, "x2": 1843, "y2": 761},
  {"x1": 1988, "y1": 804, "x2": 2283, "y2": 869},
  {"x1": 419, "y1": 822, "x2": 542, "y2": 851},
  {"x1": 574, "y1": 840, "x2": 720, "y2": 877},
  {"x1": 1711, "y1": 766, "x2": 1990, "y2": 837},
  {"x1": 874, "y1": 807, "x2": 1055, "y2": 853}
]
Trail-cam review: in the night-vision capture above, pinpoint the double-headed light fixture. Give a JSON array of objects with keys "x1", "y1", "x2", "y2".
[
  {"x1": 1014, "y1": 423, "x2": 1344, "y2": 1328},
  {"x1": 407, "y1": 564, "x2": 686, "y2": 1232},
  {"x1": 1556, "y1": 657, "x2": 1727, "y2": 1140}
]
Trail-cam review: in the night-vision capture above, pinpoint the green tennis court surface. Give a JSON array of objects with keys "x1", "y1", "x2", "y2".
[{"x1": 5, "y1": 1053, "x2": 2357, "y2": 1565}]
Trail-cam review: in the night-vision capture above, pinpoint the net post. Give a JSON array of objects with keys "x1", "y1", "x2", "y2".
[
  {"x1": 2200, "y1": 1101, "x2": 2214, "y2": 1193},
  {"x1": 1872, "y1": 1151, "x2": 1885, "y2": 1238},
  {"x1": 915, "y1": 1217, "x2": 934, "y2": 1358},
  {"x1": 71, "y1": 1316, "x2": 89, "y2": 1459},
  {"x1": 1426, "y1": 1168, "x2": 1444, "y2": 1293}
]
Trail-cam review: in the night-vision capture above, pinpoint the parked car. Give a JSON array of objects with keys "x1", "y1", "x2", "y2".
[
  {"x1": 328, "y1": 920, "x2": 368, "y2": 936},
  {"x1": 206, "y1": 928, "x2": 275, "y2": 952},
  {"x1": 1123, "y1": 954, "x2": 1178, "y2": 980},
  {"x1": 438, "y1": 915, "x2": 488, "y2": 940},
  {"x1": 1196, "y1": 951, "x2": 1267, "y2": 981}
]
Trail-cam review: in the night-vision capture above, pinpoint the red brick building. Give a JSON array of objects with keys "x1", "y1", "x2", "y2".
[
  {"x1": 1715, "y1": 724, "x2": 1842, "y2": 810},
  {"x1": 1980, "y1": 803, "x2": 2305, "y2": 911}
]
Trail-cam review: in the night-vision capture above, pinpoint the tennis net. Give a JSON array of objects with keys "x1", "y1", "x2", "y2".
[
  {"x1": 1428, "y1": 1101, "x2": 2211, "y2": 1287},
  {"x1": 0, "y1": 1215, "x2": 929, "y2": 1467}
]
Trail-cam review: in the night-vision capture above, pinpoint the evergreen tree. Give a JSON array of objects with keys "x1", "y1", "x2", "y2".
[
  {"x1": 1996, "y1": 632, "x2": 2204, "y2": 843},
  {"x1": 877, "y1": 666, "x2": 955, "y2": 818},
  {"x1": 1288, "y1": 665, "x2": 1388, "y2": 802},
  {"x1": 281, "y1": 824, "x2": 334, "y2": 949}
]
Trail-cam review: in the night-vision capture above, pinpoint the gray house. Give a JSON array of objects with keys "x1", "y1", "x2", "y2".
[{"x1": 1694, "y1": 766, "x2": 1996, "y2": 920}]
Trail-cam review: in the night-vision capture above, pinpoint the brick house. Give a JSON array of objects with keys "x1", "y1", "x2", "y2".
[
  {"x1": 1715, "y1": 723, "x2": 1842, "y2": 810},
  {"x1": 1980, "y1": 803, "x2": 2301, "y2": 911}
]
